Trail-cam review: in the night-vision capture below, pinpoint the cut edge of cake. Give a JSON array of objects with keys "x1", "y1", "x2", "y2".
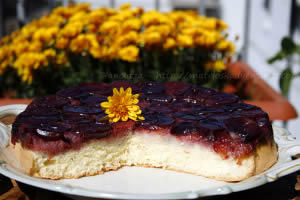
[{"x1": 9, "y1": 130, "x2": 278, "y2": 182}]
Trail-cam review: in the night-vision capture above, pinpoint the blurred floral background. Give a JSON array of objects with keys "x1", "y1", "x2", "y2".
[{"x1": 0, "y1": 2, "x2": 234, "y2": 98}]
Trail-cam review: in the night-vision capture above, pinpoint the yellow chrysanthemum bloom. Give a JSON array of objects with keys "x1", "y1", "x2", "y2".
[
  {"x1": 88, "y1": 10, "x2": 107, "y2": 25},
  {"x1": 99, "y1": 21, "x2": 119, "y2": 34},
  {"x1": 176, "y1": 34, "x2": 193, "y2": 48},
  {"x1": 55, "y1": 52, "x2": 69, "y2": 65},
  {"x1": 163, "y1": 37, "x2": 176, "y2": 50},
  {"x1": 70, "y1": 34, "x2": 99, "y2": 54},
  {"x1": 143, "y1": 32, "x2": 161, "y2": 45},
  {"x1": 213, "y1": 60, "x2": 226, "y2": 72},
  {"x1": 101, "y1": 87, "x2": 144, "y2": 122},
  {"x1": 144, "y1": 24, "x2": 172, "y2": 39},
  {"x1": 61, "y1": 21, "x2": 83, "y2": 38},
  {"x1": 44, "y1": 49, "x2": 56, "y2": 58},
  {"x1": 56, "y1": 37, "x2": 69, "y2": 49},
  {"x1": 122, "y1": 18, "x2": 142, "y2": 32},
  {"x1": 141, "y1": 11, "x2": 168, "y2": 27},
  {"x1": 119, "y1": 45, "x2": 139, "y2": 62},
  {"x1": 116, "y1": 31, "x2": 139, "y2": 46},
  {"x1": 205, "y1": 60, "x2": 226, "y2": 72}
]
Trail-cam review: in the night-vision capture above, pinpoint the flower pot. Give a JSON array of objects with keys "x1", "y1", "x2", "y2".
[{"x1": 224, "y1": 61, "x2": 298, "y2": 121}]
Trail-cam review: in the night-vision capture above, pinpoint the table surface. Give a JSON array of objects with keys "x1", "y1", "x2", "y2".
[{"x1": 0, "y1": 113, "x2": 299, "y2": 200}]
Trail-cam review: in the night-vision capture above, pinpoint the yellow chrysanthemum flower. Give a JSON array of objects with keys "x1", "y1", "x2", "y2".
[
  {"x1": 117, "y1": 31, "x2": 139, "y2": 46},
  {"x1": 101, "y1": 87, "x2": 144, "y2": 123},
  {"x1": 205, "y1": 60, "x2": 226, "y2": 72},
  {"x1": 99, "y1": 21, "x2": 119, "y2": 33},
  {"x1": 163, "y1": 37, "x2": 176, "y2": 50},
  {"x1": 143, "y1": 32, "x2": 161, "y2": 45},
  {"x1": 56, "y1": 37, "x2": 69, "y2": 49},
  {"x1": 176, "y1": 34, "x2": 193, "y2": 48},
  {"x1": 122, "y1": 18, "x2": 142, "y2": 32},
  {"x1": 119, "y1": 45, "x2": 139, "y2": 62}
]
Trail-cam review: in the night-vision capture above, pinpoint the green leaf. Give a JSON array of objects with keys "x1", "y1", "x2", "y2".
[
  {"x1": 279, "y1": 67, "x2": 294, "y2": 97},
  {"x1": 281, "y1": 37, "x2": 296, "y2": 54},
  {"x1": 267, "y1": 50, "x2": 286, "y2": 63}
]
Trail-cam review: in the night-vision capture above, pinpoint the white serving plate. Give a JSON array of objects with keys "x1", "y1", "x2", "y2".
[{"x1": 0, "y1": 104, "x2": 300, "y2": 200}]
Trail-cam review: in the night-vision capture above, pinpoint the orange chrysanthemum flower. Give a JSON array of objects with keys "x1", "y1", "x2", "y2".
[{"x1": 101, "y1": 87, "x2": 144, "y2": 123}]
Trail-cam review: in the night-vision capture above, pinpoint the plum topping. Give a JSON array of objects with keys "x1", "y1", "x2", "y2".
[
  {"x1": 224, "y1": 117, "x2": 259, "y2": 141},
  {"x1": 29, "y1": 95, "x2": 69, "y2": 108},
  {"x1": 72, "y1": 123, "x2": 112, "y2": 139},
  {"x1": 35, "y1": 122, "x2": 71, "y2": 140},
  {"x1": 233, "y1": 108, "x2": 268, "y2": 119},
  {"x1": 11, "y1": 81, "x2": 273, "y2": 159},
  {"x1": 173, "y1": 111, "x2": 205, "y2": 120},
  {"x1": 80, "y1": 95, "x2": 107, "y2": 106},
  {"x1": 204, "y1": 93, "x2": 239, "y2": 106},
  {"x1": 30, "y1": 107, "x2": 60, "y2": 116},
  {"x1": 142, "y1": 82, "x2": 165, "y2": 94},
  {"x1": 63, "y1": 106, "x2": 103, "y2": 114},
  {"x1": 192, "y1": 106, "x2": 224, "y2": 115},
  {"x1": 171, "y1": 122, "x2": 197, "y2": 135},
  {"x1": 144, "y1": 94, "x2": 173, "y2": 103},
  {"x1": 62, "y1": 113, "x2": 95, "y2": 124},
  {"x1": 222, "y1": 103, "x2": 256, "y2": 112},
  {"x1": 147, "y1": 103, "x2": 173, "y2": 113},
  {"x1": 57, "y1": 86, "x2": 81, "y2": 98},
  {"x1": 156, "y1": 114, "x2": 175, "y2": 126},
  {"x1": 198, "y1": 119, "x2": 225, "y2": 132},
  {"x1": 77, "y1": 83, "x2": 112, "y2": 96},
  {"x1": 32, "y1": 115, "x2": 61, "y2": 122},
  {"x1": 140, "y1": 113, "x2": 175, "y2": 128}
]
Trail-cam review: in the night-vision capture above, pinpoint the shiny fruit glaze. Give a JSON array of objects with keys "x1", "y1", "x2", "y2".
[{"x1": 11, "y1": 81, "x2": 273, "y2": 158}]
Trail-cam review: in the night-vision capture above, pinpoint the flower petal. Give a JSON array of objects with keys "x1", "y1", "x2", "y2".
[
  {"x1": 113, "y1": 88, "x2": 119, "y2": 95},
  {"x1": 101, "y1": 101, "x2": 110, "y2": 108}
]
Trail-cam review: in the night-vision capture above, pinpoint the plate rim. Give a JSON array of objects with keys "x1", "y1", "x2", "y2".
[{"x1": 0, "y1": 104, "x2": 300, "y2": 199}]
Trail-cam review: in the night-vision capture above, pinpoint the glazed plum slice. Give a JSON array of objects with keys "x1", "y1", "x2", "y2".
[
  {"x1": 204, "y1": 93, "x2": 239, "y2": 106},
  {"x1": 72, "y1": 123, "x2": 112, "y2": 140},
  {"x1": 28, "y1": 95, "x2": 70, "y2": 109},
  {"x1": 140, "y1": 113, "x2": 175, "y2": 129},
  {"x1": 35, "y1": 122, "x2": 71, "y2": 140},
  {"x1": 224, "y1": 117, "x2": 259, "y2": 141},
  {"x1": 171, "y1": 101, "x2": 193, "y2": 110},
  {"x1": 144, "y1": 94, "x2": 173, "y2": 103},
  {"x1": 77, "y1": 83, "x2": 112, "y2": 96},
  {"x1": 171, "y1": 122, "x2": 198, "y2": 135},
  {"x1": 28, "y1": 107, "x2": 60, "y2": 116},
  {"x1": 62, "y1": 113, "x2": 95, "y2": 124},
  {"x1": 173, "y1": 111, "x2": 206, "y2": 120},
  {"x1": 57, "y1": 86, "x2": 84, "y2": 99},
  {"x1": 198, "y1": 119, "x2": 225, "y2": 132},
  {"x1": 180, "y1": 86, "x2": 218, "y2": 104},
  {"x1": 233, "y1": 108, "x2": 268, "y2": 119},
  {"x1": 141, "y1": 81, "x2": 165, "y2": 94},
  {"x1": 192, "y1": 106, "x2": 224, "y2": 115},
  {"x1": 63, "y1": 105, "x2": 103, "y2": 114},
  {"x1": 222, "y1": 103, "x2": 256, "y2": 112},
  {"x1": 146, "y1": 103, "x2": 174, "y2": 113},
  {"x1": 80, "y1": 95, "x2": 107, "y2": 106}
]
